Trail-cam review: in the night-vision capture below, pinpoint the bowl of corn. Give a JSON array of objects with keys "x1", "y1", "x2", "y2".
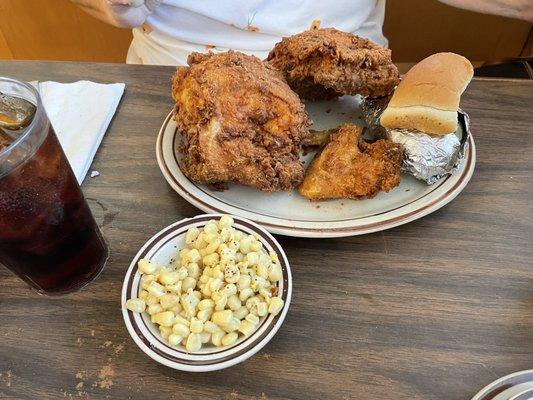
[{"x1": 121, "y1": 214, "x2": 292, "y2": 372}]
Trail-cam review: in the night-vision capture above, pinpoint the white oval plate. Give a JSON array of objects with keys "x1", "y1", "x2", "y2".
[
  {"x1": 121, "y1": 214, "x2": 292, "y2": 372},
  {"x1": 157, "y1": 96, "x2": 476, "y2": 238}
]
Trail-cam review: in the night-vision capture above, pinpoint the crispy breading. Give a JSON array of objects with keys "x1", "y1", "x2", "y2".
[
  {"x1": 172, "y1": 51, "x2": 311, "y2": 192},
  {"x1": 267, "y1": 28, "x2": 399, "y2": 100},
  {"x1": 299, "y1": 124, "x2": 403, "y2": 200}
]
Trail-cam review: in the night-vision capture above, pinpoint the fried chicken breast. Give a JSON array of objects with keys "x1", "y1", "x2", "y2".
[
  {"x1": 267, "y1": 28, "x2": 400, "y2": 100},
  {"x1": 299, "y1": 124, "x2": 403, "y2": 200},
  {"x1": 172, "y1": 51, "x2": 311, "y2": 192}
]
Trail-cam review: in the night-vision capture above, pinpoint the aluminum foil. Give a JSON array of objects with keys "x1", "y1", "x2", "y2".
[{"x1": 361, "y1": 96, "x2": 470, "y2": 184}]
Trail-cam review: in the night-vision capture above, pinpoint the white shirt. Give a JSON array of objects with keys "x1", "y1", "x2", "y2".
[{"x1": 98, "y1": 0, "x2": 387, "y2": 66}]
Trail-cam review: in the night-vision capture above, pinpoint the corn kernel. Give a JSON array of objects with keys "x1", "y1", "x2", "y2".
[
  {"x1": 268, "y1": 263, "x2": 283, "y2": 282},
  {"x1": 222, "y1": 317, "x2": 241, "y2": 333},
  {"x1": 125, "y1": 298, "x2": 146, "y2": 313},
  {"x1": 174, "y1": 315, "x2": 190, "y2": 326},
  {"x1": 165, "y1": 282, "x2": 182, "y2": 295},
  {"x1": 190, "y1": 318, "x2": 204, "y2": 334},
  {"x1": 218, "y1": 215, "x2": 234, "y2": 228},
  {"x1": 203, "y1": 252, "x2": 219, "y2": 267},
  {"x1": 257, "y1": 302, "x2": 268, "y2": 317},
  {"x1": 204, "y1": 321, "x2": 221, "y2": 334},
  {"x1": 221, "y1": 332, "x2": 238, "y2": 346},
  {"x1": 246, "y1": 252, "x2": 259, "y2": 266},
  {"x1": 212, "y1": 310, "x2": 233, "y2": 326},
  {"x1": 237, "y1": 275, "x2": 251, "y2": 290},
  {"x1": 185, "y1": 227, "x2": 200, "y2": 244},
  {"x1": 224, "y1": 283, "x2": 238, "y2": 297},
  {"x1": 239, "y1": 287, "x2": 254, "y2": 302},
  {"x1": 233, "y1": 307, "x2": 249, "y2": 320},
  {"x1": 159, "y1": 326, "x2": 172, "y2": 340},
  {"x1": 200, "y1": 331, "x2": 211, "y2": 344},
  {"x1": 152, "y1": 311, "x2": 175, "y2": 327},
  {"x1": 138, "y1": 290, "x2": 148, "y2": 300},
  {"x1": 268, "y1": 297, "x2": 284, "y2": 316},
  {"x1": 211, "y1": 330, "x2": 224, "y2": 346},
  {"x1": 198, "y1": 299, "x2": 214, "y2": 310},
  {"x1": 182, "y1": 277, "x2": 196, "y2": 292},
  {"x1": 187, "y1": 263, "x2": 200, "y2": 278},
  {"x1": 168, "y1": 333, "x2": 183, "y2": 346},
  {"x1": 141, "y1": 274, "x2": 156, "y2": 290},
  {"x1": 138, "y1": 259, "x2": 158, "y2": 275},
  {"x1": 227, "y1": 294, "x2": 241, "y2": 311},
  {"x1": 204, "y1": 222, "x2": 218, "y2": 234},
  {"x1": 147, "y1": 303, "x2": 163, "y2": 315},
  {"x1": 158, "y1": 270, "x2": 180, "y2": 285},
  {"x1": 145, "y1": 294, "x2": 159, "y2": 306},
  {"x1": 172, "y1": 323, "x2": 190, "y2": 337},
  {"x1": 214, "y1": 294, "x2": 228, "y2": 311},
  {"x1": 224, "y1": 263, "x2": 240, "y2": 284},
  {"x1": 186, "y1": 333, "x2": 202, "y2": 352},
  {"x1": 197, "y1": 308, "x2": 212, "y2": 323},
  {"x1": 147, "y1": 281, "x2": 166, "y2": 298},
  {"x1": 159, "y1": 293, "x2": 179, "y2": 309},
  {"x1": 245, "y1": 313, "x2": 259, "y2": 325},
  {"x1": 238, "y1": 320, "x2": 256, "y2": 336}
]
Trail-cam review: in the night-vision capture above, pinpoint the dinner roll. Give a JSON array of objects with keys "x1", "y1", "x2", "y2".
[{"x1": 380, "y1": 52, "x2": 473, "y2": 135}]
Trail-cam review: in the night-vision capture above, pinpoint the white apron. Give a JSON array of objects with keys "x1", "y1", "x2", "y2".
[{"x1": 127, "y1": 0, "x2": 387, "y2": 66}]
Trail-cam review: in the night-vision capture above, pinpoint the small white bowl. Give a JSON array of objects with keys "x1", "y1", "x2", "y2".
[{"x1": 121, "y1": 214, "x2": 292, "y2": 372}]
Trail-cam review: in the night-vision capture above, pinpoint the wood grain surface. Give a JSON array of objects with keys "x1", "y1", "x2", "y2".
[{"x1": 0, "y1": 61, "x2": 531, "y2": 400}]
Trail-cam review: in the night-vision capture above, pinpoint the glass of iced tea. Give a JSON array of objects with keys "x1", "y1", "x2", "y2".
[{"x1": 0, "y1": 77, "x2": 108, "y2": 295}]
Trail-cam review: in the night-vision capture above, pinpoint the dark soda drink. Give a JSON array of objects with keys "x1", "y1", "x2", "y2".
[{"x1": 0, "y1": 77, "x2": 108, "y2": 295}]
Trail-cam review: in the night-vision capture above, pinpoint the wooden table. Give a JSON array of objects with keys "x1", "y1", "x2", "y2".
[{"x1": 0, "y1": 61, "x2": 532, "y2": 400}]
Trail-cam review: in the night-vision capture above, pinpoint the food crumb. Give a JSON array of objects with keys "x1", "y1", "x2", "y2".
[
  {"x1": 90, "y1": 330, "x2": 95, "y2": 337},
  {"x1": 114, "y1": 343, "x2": 125, "y2": 355},
  {"x1": 75, "y1": 371, "x2": 86, "y2": 380},
  {"x1": 102, "y1": 341, "x2": 112, "y2": 348},
  {"x1": 76, "y1": 337, "x2": 83, "y2": 346},
  {"x1": 325, "y1": 108, "x2": 331, "y2": 113},
  {"x1": 96, "y1": 365, "x2": 115, "y2": 389},
  {"x1": 228, "y1": 391, "x2": 239, "y2": 399},
  {"x1": 205, "y1": 44, "x2": 215, "y2": 51},
  {"x1": 90, "y1": 170, "x2": 100, "y2": 178},
  {"x1": 5, "y1": 370, "x2": 12, "y2": 387},
  {"x1": 315, "y1": 205, "x2": 321, "y2": 209},
  {"x1": 76, "y1": 382, "x2": 83, "y2": 390},
  {"x1": 261, "y1": 353, "x2": 272, "y2": 360}
]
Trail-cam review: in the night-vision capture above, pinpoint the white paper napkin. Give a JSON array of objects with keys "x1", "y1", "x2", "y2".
[{"x1": 38, "y1": 81, "x2": 125, "y2": 183}]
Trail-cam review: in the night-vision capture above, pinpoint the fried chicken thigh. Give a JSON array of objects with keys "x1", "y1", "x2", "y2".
[
  {"x1": 299, "y1": 124, "x2": 403, "y2": 200},
  {"x1": 267, "y1": 28, "x2": 400, "y2": 100},
  {"x1": 172, "y1": 51, "x2": 310, "y2": 192}
]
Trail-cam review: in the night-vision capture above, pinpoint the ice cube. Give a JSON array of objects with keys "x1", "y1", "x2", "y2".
[{"x1": 0, "y1": 91, "x2": 36, "y2": 130}]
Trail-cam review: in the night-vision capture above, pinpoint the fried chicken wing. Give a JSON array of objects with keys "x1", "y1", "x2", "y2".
[
  {"x1": 267, "y1": 28, "x2": 400, "y2": 100},
  {"x1": 172, "y1": 51, "x2": 311, "y2": 192},
  {"x1": 299, "y1": 124, "x2": 403, "y2": 200}
]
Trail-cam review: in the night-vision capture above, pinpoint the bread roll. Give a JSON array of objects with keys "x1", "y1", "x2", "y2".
[{"x1": 380, "y1": 52, "x2": 473, "y2": 135}]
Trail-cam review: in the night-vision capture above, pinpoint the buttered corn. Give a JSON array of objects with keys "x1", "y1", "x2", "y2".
[{"x1": 124, "y1": 215, "x2": 285, "y2": 352}]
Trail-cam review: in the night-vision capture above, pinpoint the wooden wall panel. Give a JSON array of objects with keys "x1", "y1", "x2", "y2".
[
  {"x1": 384, "y1": 0, "x2": 531, "y2": 62},
  {"x1": 0, "y1": 0, "x2": 131, "y2": 62},
  {"x1": 0, "y1": 29, "x2": 13, "y2": 59},
  {"x1": 0, "y1": 0, "x2": 530, "y2": 63}
]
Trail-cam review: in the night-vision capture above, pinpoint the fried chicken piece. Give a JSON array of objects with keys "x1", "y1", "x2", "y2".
[
  {"x1": 267, "y1": 28, "x2": 400, "y2": 100},
  {"x1": 172, "y1": 51, "x2": 311, "y2": 192},
  {"x1": 299, "y1": 124, "x2": 403, "y2": 200}
]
